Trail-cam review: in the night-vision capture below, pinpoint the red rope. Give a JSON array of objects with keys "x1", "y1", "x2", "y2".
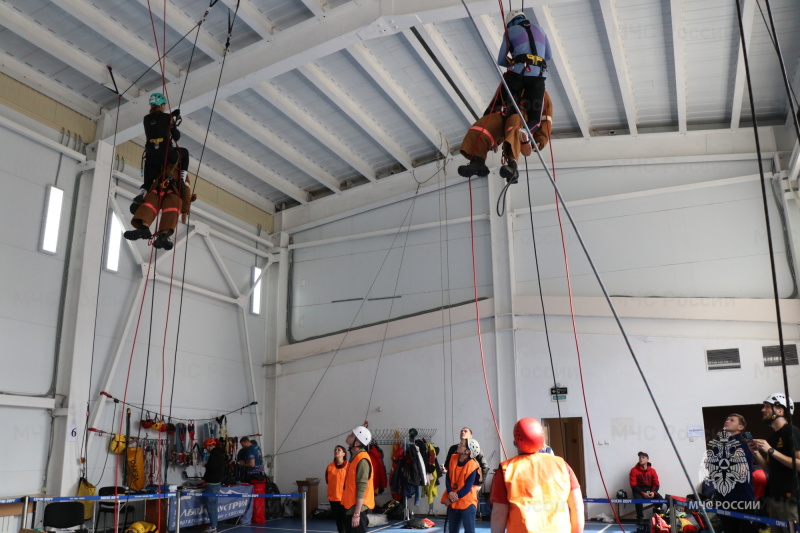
[
  {"x1": 549, "y1": 143, "x2": 624, "y2": 530},
  {"x1": 467, "y1": 178, "x2": 508, "y2": 460}
]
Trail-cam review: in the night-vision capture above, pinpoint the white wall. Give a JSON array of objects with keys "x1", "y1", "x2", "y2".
[{"x1": 0, "y1": 121, "x2": 270, "y2": 498}]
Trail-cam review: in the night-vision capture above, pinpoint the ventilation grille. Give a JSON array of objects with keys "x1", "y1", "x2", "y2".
[
  {"x1": 762, "y1": 344, "x2": 799, "y2": 367},
  {"x1": 706, "y1": 348, "x2": 741, "y2": 370}
]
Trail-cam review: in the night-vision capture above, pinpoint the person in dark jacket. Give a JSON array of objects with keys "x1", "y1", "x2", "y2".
[
  {"x1": 629, "y1": 451, "x2": 662, "y2": 524},
  {"x1": 444, "y1": 428, "x2": 489, "y2": 484},
  {"x1": 202, "y1": 438, "x2": 225, "y2": 533}
]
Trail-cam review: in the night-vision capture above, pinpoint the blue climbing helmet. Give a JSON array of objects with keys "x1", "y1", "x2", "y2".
[{"x1": 149, "y1": 92, "x2": 167, "y2": 106}]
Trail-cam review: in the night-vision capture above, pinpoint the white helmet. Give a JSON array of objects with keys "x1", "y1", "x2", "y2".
[
  {"x1": 467, "y1": 438, "x2": 481, "y2": 459},
  {"x1": 505, "y1": 10, "x2": 525, "y2": 27},
  {"x1": 353, "y1": 426, "x2": 372, "y2": 446},
  {"x1": 764, "y1": 393, "x2": 794, "y2": 414}
]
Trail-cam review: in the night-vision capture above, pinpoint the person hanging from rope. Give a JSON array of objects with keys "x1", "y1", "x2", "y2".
[
  {"x1": 130, "y1": 93, "x2": 186, "y2": 214},
  {"x1": 459, "y1": 10, "x2": 552, "y2": 184}
]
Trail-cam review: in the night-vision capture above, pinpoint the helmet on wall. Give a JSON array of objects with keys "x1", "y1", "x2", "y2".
[
  {"x1": 204, "y1": 438, "x2": 217, "y2": 447},
  {"x1": 513, "y1": 417, "x2": 545, "y2": 453},
  {"x1": 353, "y1": 426, "x2": 372, "y2": 446},
  {"x1": 505, "y1": 10, "x2": 526, "y2": 27},
  {"x1": 466, "y1": 438, "x2": 481, "y2": 459},
  {"x1": 764, "y1": 392, "x2": 794, "y2": 414},
  {"x1": 149, "y1": 93, "x2": 167, "y2": 106}
]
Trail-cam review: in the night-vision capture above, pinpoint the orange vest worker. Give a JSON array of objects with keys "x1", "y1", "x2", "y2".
[
  {"x1": 341, "y1": 450, "x2": 375, "y2": 510},
  {"x1": 326, "y1": 460, "x2": 348, "y2": 502},
  {"x1": 501, "y1": 453, "x2": 572, "y2": 533},
  {"x1": 441, "y1": 454, "x2": 479, "y2": 510}
]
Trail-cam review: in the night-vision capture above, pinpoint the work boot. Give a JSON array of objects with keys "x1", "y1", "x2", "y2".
[
  {"x1": 129, "y1": 194, "x2": 144, "y2": 215},
  {"x1": 153, "y1": 233, "x2": 173, "y2": 250},
  {"x1": 123, "y1": 225, "x2": 152, "y2": 241},
  {"x1": 500, "y1": 159, "x2": 519, "y2": 184},
  {"x1": 458, "y1": 156, "x2": 490, "y2": 178}
]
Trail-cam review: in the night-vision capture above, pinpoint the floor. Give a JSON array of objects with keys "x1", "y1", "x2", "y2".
[{"x1": 208, "y1": 516, "x2": 640, "y2": 533}]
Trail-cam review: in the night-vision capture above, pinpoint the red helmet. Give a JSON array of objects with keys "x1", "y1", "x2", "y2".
[
  {"x1": 513, "y1": 417, "x2": 545, "y2": 453},
  {"x1": 203, "y1": 438, "x2": 217, "y2": 447}
]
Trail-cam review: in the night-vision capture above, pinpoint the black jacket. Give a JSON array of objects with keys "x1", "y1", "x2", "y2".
[
  {"x1": 203, "y1": 447, "x2": 226, "y2": 483},
  {"x1": 445, "y1": 443, "x2": 489, "y2": 483}
]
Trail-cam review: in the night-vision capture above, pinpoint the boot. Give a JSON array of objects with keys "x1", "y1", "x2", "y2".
[
  {"x1": 153, "y1": 233, "x2": 173, "y2": 250},
  {"x1": 129, "y1": 194, "x2": 144, "y2": 215},
  {"x1": 458, "y1": 156, "x2": 490, "y2": 178},
  {"x1": 500, "y1": 159, "x2": 519, "y2": 184},
  {"x1": 123, "y1": 225, "x2": 152, "y2": 241}
]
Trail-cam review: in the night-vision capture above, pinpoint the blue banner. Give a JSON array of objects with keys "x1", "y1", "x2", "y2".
[{"x1": 168, "y1": 485, "x2": 254, "y2": 531}]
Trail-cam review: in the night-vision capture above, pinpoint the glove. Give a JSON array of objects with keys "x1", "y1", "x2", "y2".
[{"x1": 171, "y1": 108, "x2": 181, "y2": 117}]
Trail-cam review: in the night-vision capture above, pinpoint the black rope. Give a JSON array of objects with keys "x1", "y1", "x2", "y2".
[
  {"x1": 735, "y1": 0, "x2": 799, "y2": 502},
  {"x1": 496, "y1": 178, "x2": 513, "y2": 216},
  {"x1": 522, "y1": 155, "x2": 565, "y2": 448},
  {"x1": 100, "y1": 392, "x2": 257, "y2": 422},
  {"x1": 178, "y1": 0, "x2": 218, "y2": 108}
]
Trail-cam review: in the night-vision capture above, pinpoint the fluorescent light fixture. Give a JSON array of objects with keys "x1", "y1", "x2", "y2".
[
  {"x1": 251, "y1": 266, "x2": 263, "y2": 315},
  {"x1": 40, "y1": 185, "x2": 64, "y2": 254},
  {"x1": 105, "y1": 212, "x2": 123, "y2": 272}
]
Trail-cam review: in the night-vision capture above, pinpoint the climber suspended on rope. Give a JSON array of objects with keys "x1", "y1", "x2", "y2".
[{"x1": 458, "y1": 10, "x2": 552, "y2": 184}]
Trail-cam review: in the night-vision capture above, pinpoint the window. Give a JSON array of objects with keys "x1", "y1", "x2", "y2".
[
  {"x1": 105, "y1": 212, "x2": 124, "y2": 272},
  {"x1": 40, "y1": 185, "x2": 64, "y2": 254},
  {"x1": 251, "y1": 266, "x2": 262, "y2": 315},
  {"x1": 706, "y1": 348, "x2": 741, "y2": 371}
]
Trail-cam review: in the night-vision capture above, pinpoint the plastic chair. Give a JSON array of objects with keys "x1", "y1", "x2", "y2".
[
  {"x1": 94, "y1": 487, "x2": 134, "y2": 533},
  {"x1": 43, "y1": 501, "x2": 86, "y2": 532}
]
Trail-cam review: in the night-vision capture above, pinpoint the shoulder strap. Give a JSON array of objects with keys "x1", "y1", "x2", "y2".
[{"x1": 522, "y1": 21, "x2": 538, "y2": 58}]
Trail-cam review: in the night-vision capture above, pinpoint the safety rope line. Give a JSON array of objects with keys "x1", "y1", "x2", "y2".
[
  {"x1": 756, "y1": 0, "x2": 800, "y2": 116},
  {"x1": 736, "y1": 0, "x2": 799, "y2": 505},
  {"x1": 459, "y1": 0, "x2": 709, "y2": 522},
  {"x1": 466, "y1": 177, "x2": 508, "y2": 460},
  {"x1": 277, "y1": 188, "x2": 423, "y2": 454}
]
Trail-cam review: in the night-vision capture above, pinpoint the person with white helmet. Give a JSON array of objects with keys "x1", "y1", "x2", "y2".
[
  {"x1": 490, "y1": 418, "x2": 583, "y2": 533},
  {"x1": 458, "y1": 9, "x2": 552, "y2": 183},
  {"x1": 749, "y1": 392, "x2": 800, "y2": 533},
  {"x1": 342, "y1": 426, "x2": 374, "y2": 533},
  {"x1": 441, "y1": 438, "x2": 482, "y2": 533}
]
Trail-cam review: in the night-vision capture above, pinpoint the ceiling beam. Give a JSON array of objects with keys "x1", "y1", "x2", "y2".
[
  {"x1": 300, "y1": 62, "x2": 414, "y2": 170},
  {"x1": 49, "y1": 0, "x2": 182, "y2": 81},
  {"x1": 670, "y1": 0, "x2": 687, "y2": 133},
  {"x1": 730, "y1": 0, "x2": 756, "y2": 130},
  {"x1": 180, "y1": 119, "x2": 312, "y2": 204},
  {"x1": 220, "y1": 0, "x2": 275, "y2": 39},
  {"x1": 215, "y1": 100, "x2": 342, "y2": 193},
  {"x1": 472, "y1": 13, "x2": 502, "y2": 52},
  {"x1": 347, "y1": 43, "x2": 448, "y2": 156},
  {"x1": 0, "y1": 1, "x2": 141, "y2": 97},
  {"x1": 0, "y1": 55, "x2": 102, "y2": 117},
  {"x1": 414, "y1": 23, "x2": 486, "y2": 115},
  {"x1": 599, "y1": 0, "x2": 638, "y2": 135},
  {"x1": 531, "y1": 5, "x2": 591, "y2": 139},
  {"x1": 253, "y1": 83, "x2": 377, "y2": 182},
  {"x1": 401, "y1": 29, "x2": 476, "y2": 124},
  {"x1": 300, "y1": 0, "x2": 327, "y2": 18},
  {"x1": 132, "y1": 0, "x2": 225, "y2": 61},
  {"x1": 101, "y1": 0, "x2": 500, "y2": 143}
]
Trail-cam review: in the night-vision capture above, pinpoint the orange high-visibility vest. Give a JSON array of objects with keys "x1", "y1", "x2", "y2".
[
  {"x1": 341, "y1": 450, "x2": 374, "y2": 510},
  {"x1": 501, "y1": 453, "x2": 572, "y2": 533},
  {"x1": 326, "y1": 461, "x2": 348, "y2": 502},
  {"x1": 441, "y1": 454, "x2": 479, "y2": 510}
]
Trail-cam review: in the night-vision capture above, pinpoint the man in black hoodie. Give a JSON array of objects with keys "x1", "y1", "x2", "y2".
[{"x1": 202, "y1": 438, "x2": 225, "y2": 533}]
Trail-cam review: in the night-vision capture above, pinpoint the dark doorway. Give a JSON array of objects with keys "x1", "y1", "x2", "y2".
[
  {"x1": 701, "y1": 404, "x2": 768, "y2": 444},
  {"x1": 543, "y1": 417, "x2": 586, "y2": 490}
]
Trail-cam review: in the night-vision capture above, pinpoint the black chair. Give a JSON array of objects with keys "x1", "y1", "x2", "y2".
[
  {"x1": 43, "y1": 501, "x2": 86, "y2": 532},
  {"x1": 94, "y1": 487, "x2": 134, "y2": 533}
]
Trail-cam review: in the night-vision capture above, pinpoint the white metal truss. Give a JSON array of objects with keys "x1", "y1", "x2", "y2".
[
  {"x1": 252, "y1": 83, "x2": 378, "y2": 182},
  {"x1": 131, "y1": 0, "x2": 225, "y2": 61},
  {"x1": 49, "y1": 0, "x2": 182, "y2": 81},
  {"x1": 670, "y1": 0, "x2": 687, "y2": 133},
  {"x1": 531, "y1": 5, "x2": 591, "y2": 138},
  {"x1": 299, "y1": 63, "x2": 414, "y2": 170},
  {"x1": 347, "y1": 43, "x2": 448, "y2": 157},
  {"x1": 599, "y1": 0, "x2": 638, "y2": 135},
  {"x1": 300, "y1": 0, "x2": 327, "y2": 17},
  {"x1": 730, "y1": 0, "x2": 756, "y2": 130},
  {"x1": 221, "y1": 0, "x2": 275, "y2": 39},
  {"x1": 0, "y1": 1, "x2": 142, "y2": 97}
]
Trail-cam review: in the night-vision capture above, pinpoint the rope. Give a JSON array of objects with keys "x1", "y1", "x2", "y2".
[{"x1": 736, "y1": 0, "x2": 798, "y2": 504}]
